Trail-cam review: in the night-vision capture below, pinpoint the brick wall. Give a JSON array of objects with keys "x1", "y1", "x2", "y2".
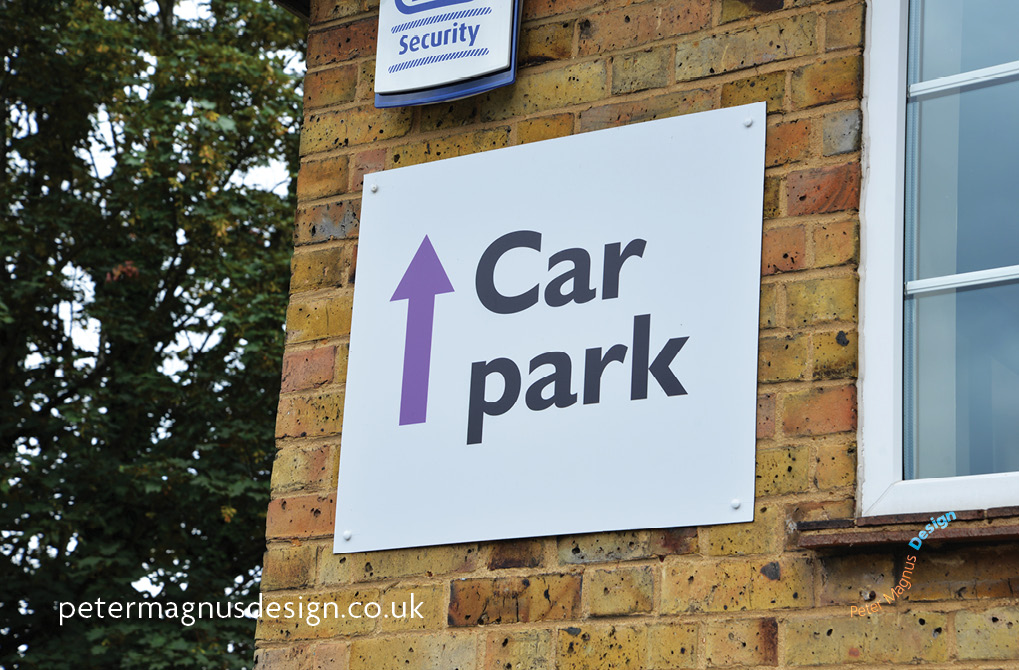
[{"x1": 256, "y1": 0, "x2": 1019, "y2": 667}]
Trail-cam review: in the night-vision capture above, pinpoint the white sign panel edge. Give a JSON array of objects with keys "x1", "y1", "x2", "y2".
[
  {"x1": 334, "y1": 102, "x2": 766, "y2": 554},
  {"x1": 375, "y1": 0, "x2": 515, "y2": 95}
]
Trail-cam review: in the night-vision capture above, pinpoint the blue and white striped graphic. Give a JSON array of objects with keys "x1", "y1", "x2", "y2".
[
  {"x1": 388, "y1": 48, "x2": 490, "y2": 74},
  {"x1": 392, "y1": 7, "x2": 492, "y2": 34}
]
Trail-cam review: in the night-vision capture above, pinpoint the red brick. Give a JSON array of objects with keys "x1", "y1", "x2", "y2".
[
  {"x1": 308, "y1": 19, "x2": 376, "y2": 67},
  {"x1": 650, "y1": 527, "x2": 698, "y2": 555},
  {"x1": 350, "y1": 147, "x2": 385, "y2": 193},
  {"x1": 783, "y1": 385, "x2": 857, "y2": 436},
  {"x1": 281, "y1": 346, "x2": 336, "y2": 393},
  {"x1": 786, "y1": 163, "x2": 861, "y2": 217},
  {"x1": 261, "y1": 542, "x2": 317, "y2": 591},
  {"x1": 448, "y1": 574, "x2": 582, "y2": 626},
  {"x1": 266, "y1": 494, "x2": 336, "y2": 539},
  {"x1": 578, "y1": 2, "x2": 711, "y2": 56},
  {"x1": 762, "y1": 225, "x2": 806, "y2": 275},
  {"x1": 766, "y1": 119, "x2": 811, "y2": 167}
]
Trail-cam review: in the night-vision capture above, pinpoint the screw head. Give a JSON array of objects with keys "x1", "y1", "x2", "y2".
[
  {"x1": 743, "y1": 118, "x2": 753, "y2": 128},
  {"x1": 370, "y1": 183, "x2": 379, "y2": 193},
  {"x1": 342, "y1": 530, "x2": 353, "y2": 541},
  {"x1": 730, "y1": 498, "x2": 741, "y2": 509}
]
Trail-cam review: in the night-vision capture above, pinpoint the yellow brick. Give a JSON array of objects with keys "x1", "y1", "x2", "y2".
[
  {"x1": 286, "y1": 291, "x2": 354, "y2": 344},
  {"x1": 759, "y1": 334, "x2": 808, "y2": 383},
  {"x1": 721, "y1": 0, "x2": 784, "y2": 23},
  {"x1": 300, "y1": 106, "x2": 413, "y2": 155},
  {"x1": 663, "y1": 559, "x2": 753, "y2": 613},
  {"x1": 818, "y1": 553, "x2": 894, "y2": 606},
  {"x1": 812, "y1": 220, "x2": 858, "y2": 267},
  {"x1": 518, "y1": 113, "x2": 574, "y2": 144},
  {"x1": 648, "y1": 622, "x2": 698, "y2": 669},
  {"x1": 484, "y1": 630, "x2": 552, "y2": 670},
  {"x1": 480, "y1": 61, "x2": 607, "y2": 122},
  {"x1": 256, "y1": 587, "x2": 381, "y2": 641},
  {"x1": 294, "y1": 200, "x2": 359, "y2": 246},
  {"x1": 290, "y1": 243, "x2": 356, "y2": 292},
  {"x1": 276, "y1": 391, "x2": 345, "y2": 439},
  {"x1": 520, "y1": 19, "x2": 574, "y2": 65},
  {"x1": 663, "y1": 555, "x2": 812, "y2": 614},
  {"x1": 318, "y1": 550, "x2": 351, "y2": 587},
  {"x1": 704, "y1": 504, "x2": 782, "y2": 556},
  {"x1": 420, "y1": 97, "x2": 479, "y2": 132},
  {"x1": 578, "y1": 89, "x2": 716, "y2": 132},
  {"x1": 826, "y1": 3, "x2": 864, "y2": 51},
  {"x1": 785, "y1": 276, "x2": 857, "y2": 325},
  {"x1": 270, "y1": 443, "x2": 337, "y2": 494},
  {"x1": 756, "y1": 445, "x2": 808, "y2": 496},
  {"x1": 750, "y1": 556, "x2": 814, "y2": 610},
  {"x1": 558, "y1": 531, "x2": 650, "y2": 564},
  {"x1": 763, "y1": 175, "x2": 781, "y2": 219},
  {"x1": 387, "y1": 127, "x2": 511, "y2": 169},
  {"x1": 262, "y1": 542, "x2": 317, "y2": 591},
  {"x1": 759, "y1": 283, "x2": 779, "y2": 329},
  {"x1": 676, "y1": 14, "x2": 817, "y2": 81},
  {"x1": 352, "y1": 544, "x2": 479, "y2": 581},
  {"x1": 785, "y1": 612, "x2": 948, "y2": 665},
  {"x1": 721, "y1": 71, "x2": 786, "y2": 114},
  {"x1": 612, "y1": 47, "x2": 671, "y2": 95},
  {"x1": 304, "y1": 65, "x2": 357, "y2": 109},
  {"x1": 349, "y1": 633, "x2": 479, "y2": 670},
  {"x1": 587, "y1": 566, "x2": 655, "y2": 616},
  {"x1": 812, "y1": 330, "x2": 857, "y2": 380},
  {"x1": 297, "y1": 157, "x2": 349, "y2": 202},
  {"x1": 704, "y1": 618, "x2": 778, "y2": 667},
  {"x1": 377, "y1": 583, "x2": 445, "y2": 632},
  {"x1": 814, "y1": 443, "x2": 856, "y2": 490},
  {"x1": 790, "y1": 55, "x2": 862, "y2": 109},
  {"x1": 910, "y1": 547, "x2": 1019, "y2": 601},
  {"x1": 557, "y1": 625, "x2": 647, "y2": 670},
  {"x1": 356, "y1": 59, "x2": 375, "y2": 102}
]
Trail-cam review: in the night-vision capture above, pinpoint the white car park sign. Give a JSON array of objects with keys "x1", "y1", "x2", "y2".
[
  {"x1": 334, "y1": 103, "x2": 767, "y2": 553},
  {"x1": 374, "y1": 0, "x2": 521, "y2": 107}
]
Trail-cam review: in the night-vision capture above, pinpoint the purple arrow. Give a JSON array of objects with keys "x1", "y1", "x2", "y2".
[{"x1": 391, "y1": 236, "x2": 454, "y2": 425}]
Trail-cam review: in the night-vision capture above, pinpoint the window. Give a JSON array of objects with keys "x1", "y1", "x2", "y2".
[{"x1": 859, "y1": 0, "x2": 1019, "y2": 515}]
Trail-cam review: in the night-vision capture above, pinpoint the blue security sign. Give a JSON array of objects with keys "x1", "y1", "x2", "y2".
[{"x1": 374, "y1": 0, "x2": 521, "y2": 107}]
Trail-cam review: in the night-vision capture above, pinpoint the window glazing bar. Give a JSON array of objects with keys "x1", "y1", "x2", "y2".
[
  {"x1": 908, "y1": 60, "x2": 1019, "y2": 100},
  {"x1": 905, "y1": 264, "x2": 1019, "y2": 296}
]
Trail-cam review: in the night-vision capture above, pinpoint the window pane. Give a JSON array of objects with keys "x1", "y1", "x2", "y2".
[
  {"x1": 918, "y1": 0, "x2": 1019, "y2": 82},
  {"x1": 908, "y1": 281, "x2": 1019, "y2": 479},
  {"x1": 910, "y1": 78, "x2": 1019, "y2": 281}
]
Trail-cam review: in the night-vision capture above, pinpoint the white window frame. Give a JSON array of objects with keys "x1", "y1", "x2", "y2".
[{"x1": 858, "y1": 0, "x2": 1019, "y2": 516}]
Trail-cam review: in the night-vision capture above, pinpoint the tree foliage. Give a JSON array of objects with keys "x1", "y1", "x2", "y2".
[{"x1": 0, "y1": 1, "x2": 304, "y2": 667}]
